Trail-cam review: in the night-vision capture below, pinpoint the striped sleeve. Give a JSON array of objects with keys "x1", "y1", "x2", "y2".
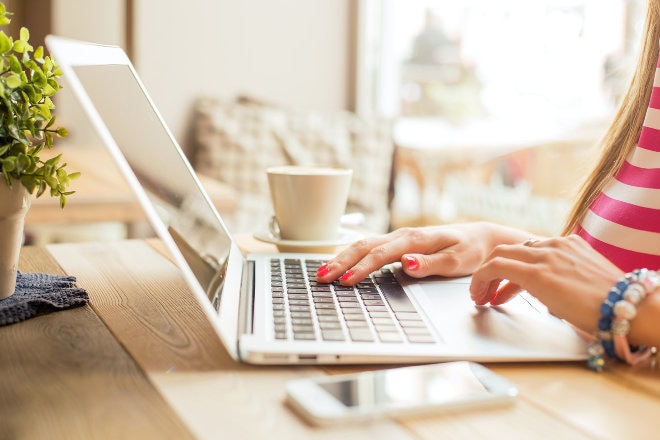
[{"x1": 576, "y1": 52, "x2": 660, "y2": 271}]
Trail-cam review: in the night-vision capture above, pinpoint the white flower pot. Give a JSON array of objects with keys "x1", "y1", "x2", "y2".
[{"x1": 0, "y1": 179, "x2": 31, "y2": 299}]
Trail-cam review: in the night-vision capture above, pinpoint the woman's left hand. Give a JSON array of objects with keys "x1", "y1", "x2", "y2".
[{"x1": 469, "y1": 234, "x2": 623, "y2": 333}]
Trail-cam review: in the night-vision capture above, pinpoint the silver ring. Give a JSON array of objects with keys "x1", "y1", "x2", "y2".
[{"x1": 523, "y1": 238, "x2": 540, "y2": 247}]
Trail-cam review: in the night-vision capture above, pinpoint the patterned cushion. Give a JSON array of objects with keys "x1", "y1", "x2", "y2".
[{"x1": 187, "y1": 96, "x2": 394, "y2": 234}]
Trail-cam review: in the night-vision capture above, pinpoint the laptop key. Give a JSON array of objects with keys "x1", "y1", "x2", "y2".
[
  {"x1": 321, "y1": 330, "x2": 346, "y2": 341},
  {"x1": 406, "y1": 334, "x2": 436, "y2": 343},
  {"x1": 339, "y1": 303, "x2": 362, "y2": 310},
  {"x1": 363, "y1": 299, "x2": 386, "y2": 307},
  {"x1": 375, "y1": 324, "x2": 398, "y2": 333},
  {"x1": 293, "y1": 326, "x2": 315, "y2": 335},
  {"x1": 372, "y1": 317, "x2": 395, "y2": 326},
  {"x1": 368, "y1": 311, "x2": 391, "y2": 319},
  {"x1": 345, "y1": 320, "x2": 369, "y2": 328},
  {"x1": 402, "y1": 326, "x2": 432, "y2": 335},
  {"x1": 394, "y1": 311, "x2": 422, "y2": 321},
  {"x1": 318, "y1": 314, "x2": 340, "y2": 322},
  {"x1": 378, "y1": 332, "x2": 404, "y2": 343},
  {"x1": 349, "y1": 328, "x2": 375, "y2": 342},
  {"x1": 365, "y1": 305, "x2": 388, "y2": 313},
  {"x1": 343, "y1": 312, "x2": 367, "y2": 320}
]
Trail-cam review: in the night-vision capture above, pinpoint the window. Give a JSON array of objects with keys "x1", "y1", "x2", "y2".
[
  {"x1": 357, "y1": 0, "x2": 648, "y2": 232},
  {"x1": 357, "y1": 0, "x2": 646, "y2": 125}
]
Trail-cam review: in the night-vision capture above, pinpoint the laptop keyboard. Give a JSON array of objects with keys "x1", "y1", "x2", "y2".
[{"x1": 269, "y1": 258, "x2": 435, "y2": 344}]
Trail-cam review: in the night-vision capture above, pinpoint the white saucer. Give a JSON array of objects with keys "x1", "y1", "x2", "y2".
[{"x1": 253, "y1": 228, "x2": 363, "y2": 253}]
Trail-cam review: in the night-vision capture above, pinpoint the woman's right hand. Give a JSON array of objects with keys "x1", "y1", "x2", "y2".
[{"x1": 315, "y1": 222, "x2": 534, "y2": 285}]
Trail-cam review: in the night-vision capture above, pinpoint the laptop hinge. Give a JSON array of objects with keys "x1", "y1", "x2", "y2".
[{"x1": 237, "y1": 260, "x2": 255, "y2": 337}]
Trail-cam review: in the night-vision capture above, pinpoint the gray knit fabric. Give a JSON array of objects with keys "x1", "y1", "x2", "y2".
[{"x1": 0, "y1": 271, "x2": 89, "y2": 326}]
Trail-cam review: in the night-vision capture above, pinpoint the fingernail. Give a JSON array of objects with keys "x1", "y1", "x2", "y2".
[
  {"x1": 339, "y1": 270, "x2": 354, "y2": 281},
  {"x1": 404, "y1": 255, "x2": 419, "y2": 271},
  {"x1": 316, "y1": 263, "x2": 331, "y2": 277}
]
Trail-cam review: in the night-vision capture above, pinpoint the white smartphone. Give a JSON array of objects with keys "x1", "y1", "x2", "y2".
[{"x1": 285, "y1": 361, "x2": 518, "y2": 426}]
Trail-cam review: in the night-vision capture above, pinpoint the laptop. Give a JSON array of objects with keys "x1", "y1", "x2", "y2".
[{"x1": 46, "y1": 35, "x2": 589, "y2": 365}]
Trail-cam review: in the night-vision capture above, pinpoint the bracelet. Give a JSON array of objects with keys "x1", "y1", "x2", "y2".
[{"x1": 588, "y1": 269, "x2": 659, "y2": 372}]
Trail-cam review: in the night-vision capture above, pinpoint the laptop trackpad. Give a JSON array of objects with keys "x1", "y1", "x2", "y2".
[{"x1": 411, "y1": 280, "x2": 584, "y2": 354}]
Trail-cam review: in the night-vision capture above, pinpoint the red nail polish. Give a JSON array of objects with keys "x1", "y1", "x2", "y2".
[
  {"x1": 404, "y1": 255, "x2": 419, "y2": 271},
  {"x1": 339, "y1": 270, "x2": 354, "y2": 281},
  {"x1": 316, "y1": 263, "x2": 331, "y2": 277}
]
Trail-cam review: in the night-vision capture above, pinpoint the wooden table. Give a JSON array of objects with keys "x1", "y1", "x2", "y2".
[
  {"x1": 2, "y1": 239, "x2": 660, "y2": 439},
  {"x1": 24, "y1": 146, "x2": 237, "y2": 237}
]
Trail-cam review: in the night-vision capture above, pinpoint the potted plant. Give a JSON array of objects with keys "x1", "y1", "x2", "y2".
[{"x1": 0, "y1": 1, "x2": 78, "y2": 299}]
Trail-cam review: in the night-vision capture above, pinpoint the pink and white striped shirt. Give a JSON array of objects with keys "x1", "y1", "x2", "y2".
[{"x1": 575, "y1": 54, "x2": 660, "y2": 272}]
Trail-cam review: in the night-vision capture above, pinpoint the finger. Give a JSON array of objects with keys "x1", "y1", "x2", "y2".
[
  {"x1": 400, "y1": 251, "x2": 472, "y2": 279},
  {"x1": 470, "y1": 276, "x2": 504, "y2": 305},
  {"x1": 316, "y1": 232, "x2": 412, "y2": 283},
  {"x1": 338, "y1": 234, "x2": 428, "y2": 284},
  {"x1": 469, "y1": 257, "x2": 533, "y2": 305},
  {"x1": 489, "y1": 280, "x2": 523, "y2": 306}
]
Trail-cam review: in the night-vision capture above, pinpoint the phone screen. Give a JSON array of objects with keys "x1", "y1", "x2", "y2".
[{"x1": 318, "y1": 362, "x2": 494, "y2": 409}]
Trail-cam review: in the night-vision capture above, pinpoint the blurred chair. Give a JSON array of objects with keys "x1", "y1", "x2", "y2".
[{"x1": 185, "y1": 96, "x2": 395, "y2": 235}]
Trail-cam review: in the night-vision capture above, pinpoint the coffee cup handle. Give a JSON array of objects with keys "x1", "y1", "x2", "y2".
[{"x1": 269, "y1": 215, "x2": 281, "y2": 239}]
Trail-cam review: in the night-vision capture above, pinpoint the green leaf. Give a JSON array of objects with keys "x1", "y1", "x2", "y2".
[
  {"x1": 19, "y1": 27, "x2": 29, "y2": 42},
  {"x1": 2, "y1": 157, "x2": 16, "y2": 172},
  {"x1": 45, "y1": 153, "x2": 61, "y2": 166},
  {"x1": 31, "y1": 68, "x2": 47, "y2": 86},
  {"x1": 12, "y1": 39, "x2": 26, "y2": 53},
  {"x1": 0, "y1": 32, "x2": 11, "y2": 53},
  {"x1": 7, "y1": 54, "x2": 20, "y2": 72},
  {"x1": 33, "y1": 46, "x2": 43, "y2": 62},
  {"x1": 5, "y1": 72, "x2": 21, "y2": 88},
  {"x1": 42, "y1": 82, "x2": 56, "y2": 96}
]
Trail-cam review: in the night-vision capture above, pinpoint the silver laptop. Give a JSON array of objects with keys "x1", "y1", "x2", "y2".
[{"x1": 46, "y1": 35, "x2": 588, "y2": 365}]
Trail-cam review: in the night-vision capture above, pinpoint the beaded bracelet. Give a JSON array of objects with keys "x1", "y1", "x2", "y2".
[{"x1": 588, "y1": 269, "x2": 659, "y2": 372}]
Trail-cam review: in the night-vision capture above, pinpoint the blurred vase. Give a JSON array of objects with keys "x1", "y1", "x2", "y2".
[{"x1": 0, "y1": 178, "x2": 30, "y2": 299}]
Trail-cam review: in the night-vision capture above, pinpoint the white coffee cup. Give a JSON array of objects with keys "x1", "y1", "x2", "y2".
[{"x1": 267, "y1": 165, "x2": 352, "y2": 241}]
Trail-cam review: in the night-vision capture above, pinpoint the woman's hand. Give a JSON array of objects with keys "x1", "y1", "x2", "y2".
[
  {"x1": 316, "y1": 222, "x2": 532, "y2": 285},
  {"x1": 469, "y1": 234, "x2": 623, "y2": 333}
]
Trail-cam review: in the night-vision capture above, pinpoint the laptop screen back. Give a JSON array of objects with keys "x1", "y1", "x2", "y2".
[{"x1": 72, "y1": 63, "x2": 234, "y2": 305}]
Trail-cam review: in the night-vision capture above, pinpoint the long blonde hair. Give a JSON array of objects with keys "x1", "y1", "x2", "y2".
[{"x1": 562, "y1": 0, "x2": 660, "y2": 235}]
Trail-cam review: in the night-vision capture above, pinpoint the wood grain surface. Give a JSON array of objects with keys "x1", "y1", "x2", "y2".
[
  {"x1": 0, "y1": 246, "x2": 194, "y2": 439},
  {"x1": 4, "y1": 241, "x2": 660, "y2": 439}
]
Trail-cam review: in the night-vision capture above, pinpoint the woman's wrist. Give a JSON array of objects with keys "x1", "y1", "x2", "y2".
[{"x1": 588, "y1": 269, "x2": 660, "y2": 371}]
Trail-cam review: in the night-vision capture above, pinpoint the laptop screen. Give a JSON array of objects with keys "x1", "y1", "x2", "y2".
[{"x1": 73, "y1": 64, "x2": 233, "y2": 305}]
